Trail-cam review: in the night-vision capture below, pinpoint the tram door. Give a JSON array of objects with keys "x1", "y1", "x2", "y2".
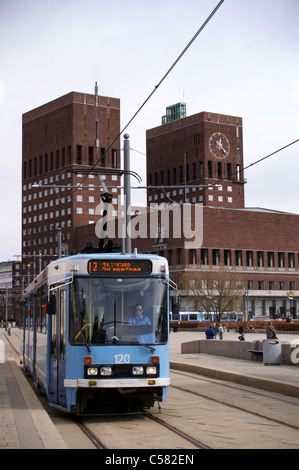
[{"x1": 49, "y1": 288, "x2": 66, "y2": 407}]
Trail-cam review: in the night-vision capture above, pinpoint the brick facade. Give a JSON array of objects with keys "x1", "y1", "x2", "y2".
[
  {"x1": 21, "y1": 95, "x2": 299, "y2": 319},
  {"x1": 146, "y1": 111, "x2": 245, "y2": 209},
  {"x1": 22, "y1": 90, "x2": 121, "y2": 275}
]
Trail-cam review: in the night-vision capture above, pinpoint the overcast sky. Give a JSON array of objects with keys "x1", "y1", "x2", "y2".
[{"x1": 0, "y1": 0, "x2": 298, "y2": 262}]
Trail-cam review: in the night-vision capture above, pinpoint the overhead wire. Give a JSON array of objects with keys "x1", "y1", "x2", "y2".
[
  {"x1": 71, "y1": 0, "x2": 225, "y2": 199},
  {"x1": 206, "y1": 137, "x2": 299, "y2": 190}
]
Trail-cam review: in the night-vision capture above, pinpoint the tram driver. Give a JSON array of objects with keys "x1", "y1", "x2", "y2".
[
  {"x1": 128, "y1": 304, "x2": 151, "y2": 326},
  {"x1": 128, "y1": 304, "x2": 156, "y2": 344}
]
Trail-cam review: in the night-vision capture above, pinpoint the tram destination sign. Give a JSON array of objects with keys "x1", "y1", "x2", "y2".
[{"x1": 88, "y1": 259, "x2": 152, "y2": 275}]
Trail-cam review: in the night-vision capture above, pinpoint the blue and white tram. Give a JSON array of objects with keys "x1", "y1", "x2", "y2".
[{"x1": 21, "y1": 253, "x2": 170, "y2": 413}]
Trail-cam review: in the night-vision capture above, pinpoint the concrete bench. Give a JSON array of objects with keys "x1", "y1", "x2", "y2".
[{"x1": 248, "y1": 349, "x2": 263, "y2": 355}]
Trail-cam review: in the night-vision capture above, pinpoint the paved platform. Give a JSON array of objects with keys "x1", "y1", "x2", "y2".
[
  {"x1": 0, "y1": 327, "x2": 299, "y2": 448},
  {"x1": 0, "y1": 329, "x2": 67, "y2": 449},
  {"x1": 170, "y1": 330, "x2": 299, "y2": 398}
]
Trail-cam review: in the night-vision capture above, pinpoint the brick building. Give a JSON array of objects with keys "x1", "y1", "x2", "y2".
[
  {"x1": 21, "y1": 95, "x2": 299, "y2": 320},
  {"x1": 22, "y1": 88, "x2": 121, "y2": 277},
  {"x1": 140, "y1": 104, "x2": 299, "y2": 319},
  {"x1": 146, "y1": 104, "x2": 245, "y2": 209}
]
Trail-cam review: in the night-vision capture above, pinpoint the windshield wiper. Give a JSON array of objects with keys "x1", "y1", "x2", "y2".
[
  {"x1": 78, "y1": 329, "x2": 91, "y2": 353},
  {"x1": 129, "y1": 341, "x2": 155, "y2": 353}
]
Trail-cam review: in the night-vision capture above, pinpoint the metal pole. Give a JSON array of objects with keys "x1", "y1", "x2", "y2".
[
  {"x1": 58, "y1": 228, "x2": 62, "y2": 259},
  {"x1": 5, "y1": 285, "x2": 8, "y2": 332},
  {"x1": 124, "y1": 134, "x2": 131, "y2": 253}
]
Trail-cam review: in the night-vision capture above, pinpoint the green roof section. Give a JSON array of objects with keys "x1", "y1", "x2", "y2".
[{"x1": 162, "y1": 102, "x2": 186, "y2": 124}]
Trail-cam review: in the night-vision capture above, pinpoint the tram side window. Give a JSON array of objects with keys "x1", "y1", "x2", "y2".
[
  {"x1": 51, "y1": 293, "x2": 57, "y2": 359},
  {"x1": 28, "y1": 298, "x2": 33, "y2": 331},
  {"x1": 25, "y1": 299, "x2": 30, "y2": 330},
  {"x1": 60, "y1": 289, "x2": 66, "y2": 361},
  {"x1": 36, "y1": 285, "x2": 47, "y2": 334}
]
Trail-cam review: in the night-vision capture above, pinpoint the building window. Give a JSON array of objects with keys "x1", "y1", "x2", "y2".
[
  {"x1": 76, "y1": 145, "x2": 82, "y2": 164},
  {"x1": 248, "y1": 280, "x2": 254, "y2": 290},
  {"x1": 224, "y1": 250, "x2": 231, "y2": 266},
  {"x1": 258, "y1": 281, "x2": 264, "y2": 290},
  {"x1": 257, "y1": 251, "x2": 264, "y2": 267},
  {"x1": 269, "y1": 281, "x2": 275, "y2": 290},
  {"x1": 268, "y1": 252, "x2": 274, "y2": 267},
  {"x1": 189, "y1": 249, "x2": 197, "y2": 264},
  {"x1": 279, "y1": 281, "x2": 285, "y2": 290},
  {"x1": 201, "y1": 249, "x2": 208, "y2": 265},
  {"x1": 100, "y1": 148, "x2": 105, "y2": 166},
  {"x1": 88, "y1": 147, "x2": 93, "y2": 165},
  {"x1": 278, "y1": 252, "x2": 284, "y2": 268},
  {"x1": 217, "y1": 162, "x2": 222, "y2": 179},
  {"x1": 235, "y1": 250, "x2": 242, "y2": 266},
  {"x1": 212, "y1": 249, "x2": 220, "y2": 266},
  {"x1": 112, "y1": 149, "x2": 117, "y2": 168},
  {"x1": 246, "y1": 251, "x2": 253, "y2": 267},
  {"x1": 288, "y1": 252, "x2": 295, "y2": 268}
]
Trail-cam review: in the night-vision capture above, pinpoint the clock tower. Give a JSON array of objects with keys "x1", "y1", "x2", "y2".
[{"x1": 146, "y1": 106, "x2": 245, "y2": 209}]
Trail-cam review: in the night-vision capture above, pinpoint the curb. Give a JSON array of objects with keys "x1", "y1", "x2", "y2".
[{"x1": 170, "y1": 360, "x2": 299, "y2": 398}]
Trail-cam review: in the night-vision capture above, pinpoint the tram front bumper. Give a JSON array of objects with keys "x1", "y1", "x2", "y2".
[{"x1": 64, "y1": 377, "x2": 170, "y2": 388}]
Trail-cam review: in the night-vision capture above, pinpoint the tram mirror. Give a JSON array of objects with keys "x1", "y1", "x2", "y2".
[{"x1": 46, "y1": 293, "x2": 56, "y2": 315}]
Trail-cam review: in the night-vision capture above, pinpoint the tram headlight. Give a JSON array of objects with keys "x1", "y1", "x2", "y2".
[
  {"x1": 87, "y1": 367, "x2": 98, "y2": 376},
  {"x1": 146, "y1": 366, "x2": 157, "y2": 375},
  {"x1": 132, "y1": 366, "x2": 144, "y2": 375},
  {"x1": 100, "y1": 366, "x2": 112, "y2": 376}
]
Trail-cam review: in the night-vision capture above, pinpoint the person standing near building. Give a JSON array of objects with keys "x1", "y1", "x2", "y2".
[
  {"x1": 205, "y1": 324, "x2": 216, "y2": 339},
  {"x1": 213, "y1": 322, "x2": 219, "y2": 339},
  {"x1": 266, "y1": 321, "x2": 277, "y2": 339},
  {"x1": 218, "y1": 323, "x2": 224, "y2": 340}
]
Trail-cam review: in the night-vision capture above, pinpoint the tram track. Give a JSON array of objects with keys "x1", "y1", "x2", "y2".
[
  {"x1": 74, "y1": 409, "x2": 209, "y2": 449},
  {"x1": 145, "y1": 412, "x2": 211, "y2": 449},
  {"x1": 166, "y1": 369, "x2": 299, "y2": 448},
  {"x1": 9, "y1": 331, "x2": 299, "y2": 448},
  {"x1": 171, "y1": 369, "x2": 299, "y2": 432}
]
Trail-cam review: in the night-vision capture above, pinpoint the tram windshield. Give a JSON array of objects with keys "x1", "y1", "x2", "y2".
[{"x1": 69, "y1": 276, "x2": 167, "y2": 346}]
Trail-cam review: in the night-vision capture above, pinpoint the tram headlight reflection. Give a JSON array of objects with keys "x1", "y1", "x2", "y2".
[
  {"x1": 100, "y1": 366, "x2": 112, "y2": 376},
  {"x1": 132, "y1": 366, "x2": 144, "y2": 375},
  {"x1": 87, "y1": 367, "x2": 98, "y2": 376},
  {"x1": 146, "y1": 366, "x2": 157, "y2": 375}
]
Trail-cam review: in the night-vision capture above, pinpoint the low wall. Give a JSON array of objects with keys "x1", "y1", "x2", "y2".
[{"x1": 181, "y1": 340, "x2": 299, "y2": 367}]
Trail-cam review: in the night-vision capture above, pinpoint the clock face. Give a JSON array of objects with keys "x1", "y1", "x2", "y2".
[{"x1": 209, "y1": 132, "x2": 230, "y2": 159}]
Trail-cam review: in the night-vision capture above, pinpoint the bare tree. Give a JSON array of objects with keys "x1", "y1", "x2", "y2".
[{"x1": 179, "y1": 269, "x2": 245, "y2": 322}]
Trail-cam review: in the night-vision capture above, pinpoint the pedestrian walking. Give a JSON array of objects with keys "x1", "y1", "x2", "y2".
[
  {"x1": 218, "y1": 323, "x2": 224, "y2": 340},
  {"x1": 7, "y1": 321, "x2": 11, "y2": 336},
  {"x1": 213, "y1": 322, "x2": 219, "y2": 339}
]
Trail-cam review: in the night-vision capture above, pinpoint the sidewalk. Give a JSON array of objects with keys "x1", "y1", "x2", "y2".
[
  {"x1": 1, "y1": 328, "x2": 298, "y2": 449},
  {"x1": 0, "y1": 328, "x2": 67, "y2": 449},
  {"x1": 169, "y1": 330, "x2": 299, "y2": 398}
]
